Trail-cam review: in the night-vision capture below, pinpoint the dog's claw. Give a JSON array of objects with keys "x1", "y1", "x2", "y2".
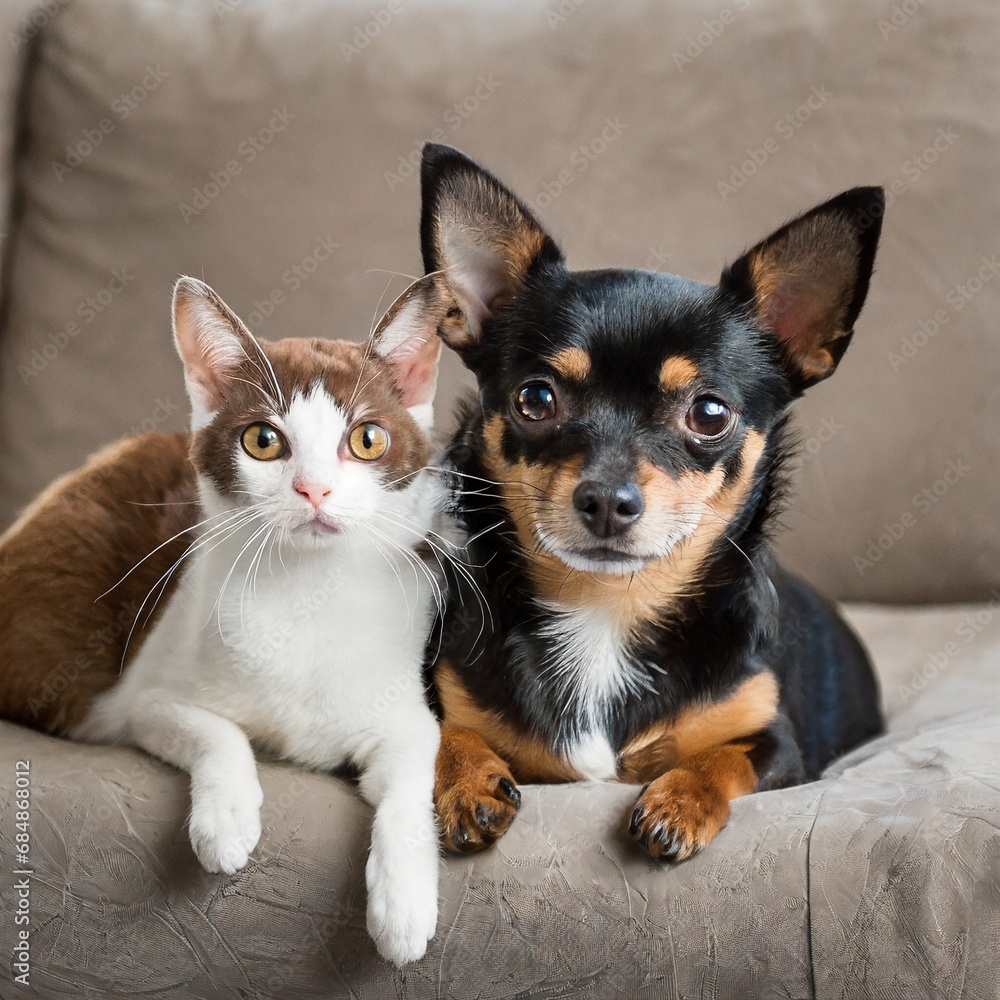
[
  {"x1": 498, "y1": 777, "x2": 521, "y2": 806},
  {"x1": 629, "y1": 767, "x2": 732, "y2": 863},
  {"x1": 629, "y1": 805, "x2": 645, "y2": 837},
  {"x1": 437, "y1": 770, "x2": 521, "y2": 854}
]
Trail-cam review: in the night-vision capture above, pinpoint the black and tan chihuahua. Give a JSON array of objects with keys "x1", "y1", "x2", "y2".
[{"x1": 421, "y1": 144, "x2": 884, "y2": 862}]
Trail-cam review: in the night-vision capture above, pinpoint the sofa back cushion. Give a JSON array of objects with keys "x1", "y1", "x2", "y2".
[{"x1": 0, "y1": 0, "x2": 997, "y2": 602}]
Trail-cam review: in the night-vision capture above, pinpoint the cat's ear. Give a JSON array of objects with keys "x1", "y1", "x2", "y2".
[
  {"x1": 369, "y1": 274, "x2": 445, "y2": 431},
  {"x1": 172, "y1": 277, "x2": 262, "y2": 422},
  {"x1": 420, "y1": 143, "x2": 564, "y2": 351},
  {"x1": 720, "y1": 187, "x2": 884, "y2": 391}
]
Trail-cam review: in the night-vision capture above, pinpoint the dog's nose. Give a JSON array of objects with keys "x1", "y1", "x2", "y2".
[{"x1": 573, "y1": 480, "x2": 644, "y2": 537}]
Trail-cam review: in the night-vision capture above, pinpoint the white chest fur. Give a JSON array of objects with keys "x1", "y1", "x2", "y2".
[{"x1": 539, "y1": 602, "x2": 652, "y2": 781}]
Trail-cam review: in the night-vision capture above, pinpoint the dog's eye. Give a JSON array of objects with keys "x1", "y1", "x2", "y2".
[
  {"x1": 686, "y1": 397, "x2": 733, "y2": 438},
  {"x1": 515, "y1": 382, "x2": 557, "y2": 421}
]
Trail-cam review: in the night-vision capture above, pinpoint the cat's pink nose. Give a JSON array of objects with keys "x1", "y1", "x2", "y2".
[{"x1": 294, "y1": 480, "x2": 331, "y2": 509}]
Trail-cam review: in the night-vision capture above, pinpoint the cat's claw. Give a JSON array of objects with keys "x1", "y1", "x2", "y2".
[{"x1": 188, "y1": 781, "x2": 264, "y2": 874}]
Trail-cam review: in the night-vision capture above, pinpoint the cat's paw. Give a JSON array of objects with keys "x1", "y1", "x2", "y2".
[
  {"x1": 188, "y1": 780, "x2": 264, "y2": 875},
  {"x1": 365, "y1": 840, "x2": 439, "y2": 966}
]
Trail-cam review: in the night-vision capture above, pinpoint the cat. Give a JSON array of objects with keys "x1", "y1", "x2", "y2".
[{"x1": 0, "y1": 275, "x2": 451, "y2": 965}]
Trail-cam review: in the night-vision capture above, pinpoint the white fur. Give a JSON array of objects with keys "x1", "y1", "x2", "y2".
[
  {"x1": 77, "y1": 387, "x2": 444, "y2": 966},
  {"x1": 538, "y1": 602, "x2": 658, "y2": 781}
]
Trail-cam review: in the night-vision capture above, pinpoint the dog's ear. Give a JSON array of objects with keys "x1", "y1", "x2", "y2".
[
  {"x1": 420, "y1": 143, "x2": 564, "y2": 349},
  {"x1": 720, "y1": 187, "x2": 884, "y2": 391}
]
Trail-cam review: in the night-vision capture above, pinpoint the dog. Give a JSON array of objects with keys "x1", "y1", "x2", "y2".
[{"x1": 421, "y1": 143, "x2": 885, "y2": 861}]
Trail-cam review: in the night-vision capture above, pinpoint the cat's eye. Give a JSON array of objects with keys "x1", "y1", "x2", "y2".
[
  {"x1": 685, "y1": 397, "x2": 734, "y2": 439},
  {"x1": 348, "y1": 422, "x2": 390, "y2": 461},
  {"x1": 241, "y1": 423, "x2": 288, "y2": 461},
  {"x1": 514, "y1": 382, "x2": 557, "y2": 422}
]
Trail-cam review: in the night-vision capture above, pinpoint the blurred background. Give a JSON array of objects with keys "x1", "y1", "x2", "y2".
[{"x1": 0, "y1": 0, "x2": 996, "y2": 604}]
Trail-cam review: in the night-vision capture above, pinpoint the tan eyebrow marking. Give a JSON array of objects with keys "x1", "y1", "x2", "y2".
[
  {"x1": 550, "y1": 347, "x2": 592, "y2": 382},
  {"x1": 660, "y1": 356, "x2": 699, "y2": 391}
]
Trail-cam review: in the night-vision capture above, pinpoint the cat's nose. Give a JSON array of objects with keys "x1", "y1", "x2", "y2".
[{"x1": 294, "y1": 479, "x2": 331, "y2": 509}]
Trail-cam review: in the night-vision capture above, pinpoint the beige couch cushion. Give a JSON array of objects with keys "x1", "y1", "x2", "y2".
[
  {"x1": 0, "y1": 0, "x2": 997, "y2": 603},
  {"x1": 0, "y1": 1, "x2": 49, "y2": 303}
]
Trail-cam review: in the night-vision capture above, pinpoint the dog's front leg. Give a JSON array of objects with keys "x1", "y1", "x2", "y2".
[
  {"x1": 434, "y1": 723, "x2": 522, "y2": 853},
  {"x1": 628, "y1": 714, "x2": 804, "y2": 862}
]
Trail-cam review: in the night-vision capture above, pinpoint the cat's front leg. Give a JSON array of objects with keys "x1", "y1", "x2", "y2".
[
  {"x1": 125, "y1": 697, "x2": 263, "y2": 874},
  {"x1": 357, "y1": 705, "x2": 441, "y2": 966}
]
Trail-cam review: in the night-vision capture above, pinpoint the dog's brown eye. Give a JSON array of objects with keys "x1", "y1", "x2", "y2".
[
  {"x1": 515, "y1": 382, "x2": 557, "y2": 421},
  {"x1": 686, "y1": 397, "x2": 733, "y2": 438}
]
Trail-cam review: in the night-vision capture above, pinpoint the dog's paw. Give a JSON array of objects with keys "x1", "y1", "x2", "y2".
[
  {"x1": 629, "y1": 767, "x2": 731, "y2": 862},
  {"x1": 365, "y1": 837, "x2": 439, "y2": 965},
  {"x1": 188, "y1": 779, "x2": 263, "y2": 874},
  {"x1": 436, "y1": 770, "x2": 521, "y2": 854}
]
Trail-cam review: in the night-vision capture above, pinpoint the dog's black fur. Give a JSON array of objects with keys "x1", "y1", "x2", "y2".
[{"x1": 423, "y1": 144, "x2": 884, "y2": 859}]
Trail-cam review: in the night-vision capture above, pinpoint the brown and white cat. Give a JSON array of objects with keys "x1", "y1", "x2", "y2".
[{"x1": 0, "y1": 276, "x2": 451, "y2": 965}]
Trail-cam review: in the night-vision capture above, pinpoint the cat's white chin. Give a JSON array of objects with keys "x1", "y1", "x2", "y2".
[{"x1": 293, "y1": 514, "x2": 341, "y2": 539}]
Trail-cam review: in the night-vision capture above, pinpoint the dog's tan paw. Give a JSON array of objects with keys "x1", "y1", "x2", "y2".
[
  {"x1": 629, "y1": 766, "x2": 732, "y2": 862},
  {"x1": 435, "y1": 727, "x2": 521, "y2": 853}
]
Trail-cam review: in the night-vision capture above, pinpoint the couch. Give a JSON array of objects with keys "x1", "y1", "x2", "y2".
[{"x1": 0, "y1": 1, "x2": 998, "y2": 997}]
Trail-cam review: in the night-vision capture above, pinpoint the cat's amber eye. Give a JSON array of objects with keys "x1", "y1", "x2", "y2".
[
  {"x1": 348, "y1": 422, "x2": 390, "y2": 461},
  {"x1": 241, "y1": 423, "x2": 288, "y2": 461}
]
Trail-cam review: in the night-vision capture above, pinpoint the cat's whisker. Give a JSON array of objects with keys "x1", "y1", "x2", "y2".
[
  {"x1": 234, "y1": 325, "x2": 285, "y2": 410},
  {"x1": 369, "y1": 527, "x2": 447, "y2": 630},
  {"x1": 223, "y1": 372, "x2": 280, "y2": 408},
  {"x1": 364, "y1": 267, "x2": 421, "y2": 284},
  {"x1": 369, "y1": 510, "x2": 491, "y2": 640},
  {"x1": 98, "y1": 504, "x2": 260, "y2": 602},
  {"x1": 359, "y1": 525, "x2": 417, "y2": 625},
  {"x1": 240, "y1": 523, "x2": 276, "y2": 632},
  {"x1": 118, "y1": 507, "x2": 266, "y2": 670},
  {"x1": 360, "y1": 515, "x2": 445, "y2": 610},
  {"x1": 213, "y1": 519, "x2": 272, "y2": 636}
]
